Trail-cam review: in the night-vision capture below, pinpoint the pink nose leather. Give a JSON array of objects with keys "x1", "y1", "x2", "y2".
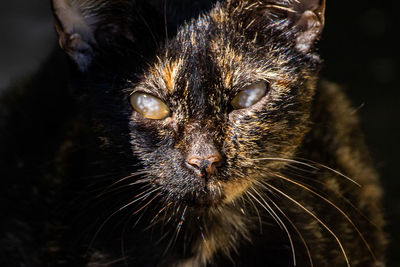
[{"x1": 187, "y1": 154, "x2": 222, "y2": 177}]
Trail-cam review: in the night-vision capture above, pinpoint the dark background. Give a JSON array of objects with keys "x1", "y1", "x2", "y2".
[{"x1": 0, "y1": 0, "x2": 398, "y2": 265}]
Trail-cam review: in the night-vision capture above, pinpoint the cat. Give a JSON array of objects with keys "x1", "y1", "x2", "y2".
[{"x1": 0, "y1": 0, "x2": 387, "y2": 266}]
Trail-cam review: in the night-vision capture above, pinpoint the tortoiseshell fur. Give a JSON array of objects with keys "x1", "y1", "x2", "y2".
[{"x1": 0, "y1": 0, "x2": 386, "y2": 266}]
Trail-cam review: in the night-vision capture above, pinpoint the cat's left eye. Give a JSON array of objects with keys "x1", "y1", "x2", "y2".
[
  {"x1": 231, "y1": 82, "x2": 268, "y2": 109},
  {"x1": 130, "y1": 92, "x2": 170, "y2": 120}
]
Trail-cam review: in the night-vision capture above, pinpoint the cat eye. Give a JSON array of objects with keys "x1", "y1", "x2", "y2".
[
  {"x1": 130, "y1": 92, "x2": 170, "y2": 120},
  {"x1": 231, "y1": 82, "x2": 268, "y2": 110}
]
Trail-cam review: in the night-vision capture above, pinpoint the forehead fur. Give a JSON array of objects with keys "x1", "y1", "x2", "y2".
[
  {"x1": 139, "y1": 56, "x2": 185, "y2": 94},
  {"x1": 135, "y1": 1, "x2": 319, "y2": 100}
]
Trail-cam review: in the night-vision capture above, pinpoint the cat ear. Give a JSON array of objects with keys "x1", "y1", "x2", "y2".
[
  {"x1": 51, "y1": 0, "x2": 135, "y2": 72},
  {"x1": 268, "y1": 0, "x2": 326, "y2": 53}
]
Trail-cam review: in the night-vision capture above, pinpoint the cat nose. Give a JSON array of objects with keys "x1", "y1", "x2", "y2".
[{"x1": 187, "y1": 154, "x2": 222, "y2": 178}]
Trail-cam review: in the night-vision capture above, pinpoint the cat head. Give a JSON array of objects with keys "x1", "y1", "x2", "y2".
[{"x1": 52, "y1": 0, "x2": 326, "y2": 207}]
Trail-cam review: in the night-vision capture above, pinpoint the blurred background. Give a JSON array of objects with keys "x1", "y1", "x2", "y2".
[{"x1": 0, "y1": 0, "x2": 398, "y2": 265}]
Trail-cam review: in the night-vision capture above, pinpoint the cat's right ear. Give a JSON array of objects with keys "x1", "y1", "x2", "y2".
[{"x1": 51, "y1": 0, "x2": 135, "y2": 72}]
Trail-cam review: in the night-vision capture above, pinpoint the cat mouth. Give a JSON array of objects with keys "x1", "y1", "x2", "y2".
[
  {"x1": 177, "y1": 186, "x2": 224, "y2": 208},
  {"x1": 174, "y1": 179, "x2": 250, "y2": 209},
  {"x1": 153, "y1": 169, "x2": 251, "y2": 208}
]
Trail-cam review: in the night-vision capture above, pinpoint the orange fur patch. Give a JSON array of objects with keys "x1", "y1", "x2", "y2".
[
  {"x1": 220, "y1": 179, "x2": 252, "y2": 204},
  {"x1": 163, "y1": 65, "x2": 174, "y2": 91},
  {"x1": 161, "y1": 59, "x2": 183, "y2": 92}
]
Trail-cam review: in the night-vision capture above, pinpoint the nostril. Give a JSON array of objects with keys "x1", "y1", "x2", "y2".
[
  {"x1": 187, "y1": 157, "x2": 204, "y2": 169},
  {"x1": 206, "y1": 155, "x2": 222, "y2": 166},
  {"x1": 187, "y1": 155, "x2": 222, "y2": 177}
]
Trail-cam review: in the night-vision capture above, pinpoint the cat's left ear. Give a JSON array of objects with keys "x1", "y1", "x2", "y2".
[
  {"x1": 264, "y1": 0, "x2": 326, "y2": 53},
  {"x1": 51, "y1": 0, "x2": 135, "y2": 72}
]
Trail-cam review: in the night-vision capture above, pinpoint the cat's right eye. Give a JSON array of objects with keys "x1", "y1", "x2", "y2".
[{"x1": 130, "y1": 92, "x2": 170, "y2": 120}]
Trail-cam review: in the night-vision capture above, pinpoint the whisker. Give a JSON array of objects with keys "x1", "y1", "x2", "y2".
[
  {"x1": 248, "y1": 188, "x2": 297, "y2": 266},
  {"x1": 247, "y1": 191, "x2": 283, "y2": 230},
  {"x1": 259, "y1": 182, "x2": 351, "y2": 267},
  {"x1": 174, "y1": 205, "x2": 187, "y2": 243},
  {"x1": 96, "y1": 182, "x2": 151, "y2": 200},
  {"x1": 132, "y1": 185, "x2": 159, "y2": 199},
  {"x1": 111, "y1": 171, "x2": 149, "y2": 187},
  {"x1": 294, "y1": 157, "x2": 361, "y2": 187},
  {"x1": 268, "y1": 196, "x2": 314, "y2": 267},
  {"x1": 286, "y1": 164, "x2": 318, "y2": 174},
  {"x1": 120, "y1": 187, "x2": 162, "y2": 210},
  {"x1": 98, "y1": 257, "x2": 128, "y2": 265},
  {"x1": 280, "y1": 169, "x2": 326, "y2": 188},
  {"x1": 273, "y1": 173, "x2": 376, "y2": 261},
  {"x1": 96, "y1": 171, "x2": 149, "y2": 198},
  {"x1": 244, "y1": 192, "x2": 263, "y2": 234},
  {"x1": 120, "y1": 206, "x2": 137, "y2": 266},
  {"x1": 164, "y1": 0, "x2": 169, "y2": 47},
  {"x1": 265, "y1": 4, "x2": 297, "y2": 14},
  {"x1": 133, "y1": 192, "x2": 161, "y2": 215},
  {"x1": 253, "y1": 156, "x2": 361, "y2": 187},
  {"x1": 88, "y1": 207, "x2": 124, "y2": 251},
  {"x1": 155, "y1": 229, "x2": 172, "y2": 246},
  {"x1": 252, "y1": 157, "x2": 319, "y2": 170},
  {"x1": 199, "y1": 223, "x2": 209, "y2": 252},
  {"x1": 132, "y1": 204, "x2": 152, "y2": 230},
  {"x1": 137, "y1": 11, "x2": 159, "y2": 49},
  {"x1": 341, "y1": 196, "x2": 379, "y2": 228},
  {"x1": 163, "y1": 204, "x2": 186, "y2": 256},
  {"x1": 150, "y1": 201, "x2": 173, "y2": 225},
  {"x1": 89, "y1": 186, "x2": 161, "y2": 249}
]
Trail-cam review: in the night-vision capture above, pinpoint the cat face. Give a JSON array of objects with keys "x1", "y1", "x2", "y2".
[
  {"x1": 52, "y1": 0, "x2": 325, "y2": 207},
  {"x1": 127, "y1": 2, "x2": 323, "y2": 206}
]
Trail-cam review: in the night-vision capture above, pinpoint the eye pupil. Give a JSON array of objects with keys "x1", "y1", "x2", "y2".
[
  {"x1": 231, "y1": 82, "x2": 268, "y2": 109},
  {"x1": 130, "y1": 93, "x2": 170, "y2": 120}
]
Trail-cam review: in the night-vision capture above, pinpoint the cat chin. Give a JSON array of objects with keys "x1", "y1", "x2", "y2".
[
  {"x1": 158, "y1": 181, "x2": 251, "y2": 212},
  {"x1": 176, "y1": 189, "x2": 225, "y2": 209},
  {"x1": 153, "y1": 185, "x2": 225, "y2": 210},
  {"x1": 151, "y1": 170, "x2": 254, "y2": 210}
]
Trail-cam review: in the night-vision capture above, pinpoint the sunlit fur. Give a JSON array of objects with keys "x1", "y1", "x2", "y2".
[{"x1": 0, "y1": 0, "x2": 386, "y2": 266}]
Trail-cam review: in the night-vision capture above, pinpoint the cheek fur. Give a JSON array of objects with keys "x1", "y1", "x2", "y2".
[{"x1": 225, "y1": 91, "x2": 311, "y2": 172}]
